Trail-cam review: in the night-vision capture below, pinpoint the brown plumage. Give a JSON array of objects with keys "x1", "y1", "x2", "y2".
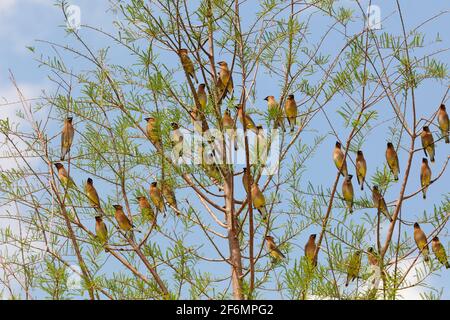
[
  {"x1": 265, "y1": 96, "x2": 284, "y2": 130},
  {"x1": 284, "y1": 94, "x2": 298, "y2": 132},
  {"x1": 190, "y1": 108, "x2": 209, "y2": 136},
  {"x1": 197, "y1": 83, "x2": 207, "y2": 109},
  {"x1": 265, "y1": 235, "x2": 285, "y2": 260},
  {"x1": 242, "y1": 167, "x2": 254, "y2": 194},
  {"x1": 171, "y1": 122, "x2": 184, "y2": 158},
  {"x1": 333, "y1": 141, "x2": 348, "y2": 177},
  {"x1": 432, "y1": 236, "x2": 449, "y2": 268},
  {"x1": 145, "y1": 117, "x2": 162, "y2": 149},
  {"x1": 222, "y1": 109, "x2": 238, "y2": 151},
  {"x1": 60, "y1": 117, "x2": 74, "y2": 161},
  {"x1": 420, "y1": 158, "x2": 431, "y2": 200},
  {"x1": 150, "y1": 181, "x2": 165, "y2": 215},
  {"x1": 161, "y1": 181, "x2": 178, "y2": 212},
  {"x1": 413, "y1": 222, "x2": 429, "y2": 262},
  {"x1": 137, "y1": 196, "x2": 156, "y2": 225},
  {"x1": 236, "y1": 105, "x2": 257, "y2": 133},
  {"x1": 217, "y1": 61, "x2": 233, "y2": 97},
  {"x1": 421, "y1": 126, "x2": 435, "y2": 163},
  {"x1": 178, "y1": 48, "x2": 197, "y2": 83},
  {"x1": 367, "y1": 247, "x2": 379, "y2": 266},
  {"x1": 113, "y1": 204, "x2": 133, "y2": 232},
  {"x1": 438, "y1": 104, "x2": 449, "y2": 143},
  {"x1": 305, "y1": 234, "x2": 317, "y2": 267},
  {"x1": 95, "y1": 216, "x2": 108, "y2": 246},
  {"x1": 85, "y1": 178, "x2": 101, "y2": 213},
  {"x1": 386, "y1": 142, "x2": 400, "y2": 181},
  {"x1": 356, "y1": 150, "x2": 367, "y2": 190},
  {"x1": 371, "y1": 185, "x2": 393, "y2": 222}
]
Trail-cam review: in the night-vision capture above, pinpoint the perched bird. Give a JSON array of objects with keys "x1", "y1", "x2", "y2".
[
  {"x1": 113, "y1": 204, "x2": 133, "y2": 232},
  {"x1": 265, "y1": 96, "x2": 284, "y2": 130},
  {"x1": 421, "y1": 126, "x2": 435, "y2": 163},
  {"x1": 333, "y1": 141, "x2": 348, "y2": 177},
  {"x1": 242, "y1": 167, "x2": 254, "y2": 194},
  {"x1": 386, "y1": 142, "x2": 400, "y2": 181},
  {"x1": 161, "y1": 181, "x2": 178, "y2": 212},
  {"x1": 413, "y1": 222, "x2": 429, "y2": 262},
  {"x1": 178, "y1": 48, "x2": 197, "y2": 83},
  {"x1": 145, "y1": 117, "x2": 162, "y2": 149},
  {"x1": 367, "y1": 247, "x2": 379, "y2": 266},
  {"x1": 236, "y1": 105, "x2": 257, "y2": 133},
  {"x1": 251, "y1": 183, "x2": 268, "y2": 219},
  {"x1": 150, "y1": 182, "x2": 165, "y2": 215},
  {"x1": 305, "y1": 234, "x2": 317, "y2": 267},
  {"x1": 190, "y1": 108, "x2": 209, "y2": 136},
  {"x1": 137, "y1": 196, "x2": 156, "y2": 224},
  {"x1": 85, "y1": 178, "x2": 101, "y2": 213},
  {"x1": 255, "y1": 125, "x2": 267, "y2": 166},
  {"x1": 217, "y1": 61, "x2": 233, "y2": 97},
  {"x1": 420, "y1": 158, "x2": 432, "y2": 200},
  {"x1": 345, "y1": 250, "x2": 362, "y2": 287},
  {"x1": 342, "y1": 174, "x2": 354, "y2": 213},
  {"x1": 437, "y1": 104, "x2": 449, "y2": 143},
  {"x1": 265, "y1": 235, "x2": 285, "y2": 261},
  {"x1": 222, "y1": 109, "x2": 238, "y2": 151},
  {"x1": 284, "y1": 94, "x2": 298, "y2": 132},
  {"x1": 54, "y1": 163, "x2": 75, "y2": 189},
  {"x1": 431, "y1": 236, "x2": 449, "y2": 268},
  {"x1": 60, "y1": 116, "x2": 74, "y2": 161},
  {"x1": 355, "y1": 150, "x2": 367, "y2": 190},
  {"x1": 372, "y1": 185, "x2": 393, "y2": 222},
  {"x1": 95, "y1": 216, "x2": 108, "y2": 245},
  {"x1": 197, "y1": 83, "x2": 207, "y2": 110},
  {"x1": 171, "y1": 122, "x2": 184, "y2": 158}
]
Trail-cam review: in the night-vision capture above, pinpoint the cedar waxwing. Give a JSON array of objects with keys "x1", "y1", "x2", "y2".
[
  {"x1": 145, "y1": 117, "x2": 162, "y2": 149},
  {"x1": 421, "y1": 126, "x2": 435, "y2": 163},
  {"x1": 367, "y1": 247, "x2": 379, "y2": 266},
  {"x1": 372, "y1": 185, "x2": 393, "y2": 222},
  {"x1": 217, "y1": 61, "x2": 233, "y2": 96},
  {"x1": 60, "y1": 117, "x2": 74, "y2": 161},
  {"x1": 386, "y1": 142, "x2": 400, "y2": 181},
  {"x1": 305, "y1": 234, "x2": 317, "y2": 267},
  {"x1": 342, "y1": 174, "x2": 354, "y2": 213},
  {"x1": 284, "y1": 94, "x2": 298, "y2": 132},
  {"x1": 150, "y1": 182, "x2": 165, "y2": 215},
  {"x1": 113, "y1": 204, "x2": 133, "y2": 232},
  {"x1": 356, "y1": 150, "x2": 367, "y2": 190},
  {"x1": 431, "y1": 236, "x2": 449, "y2": 268},
  {"x1": 413, "y1": 222, "x2": 429, "y2": 262},
  {"x1": 420, "y1": 158, "x2": 431, "y2": 199},
  {"x1": 438, "y1": 104, "x2": 449, "y2": 143},
  {"x1": 242, "y1": 167, "x2": 254, "y2": 194},
  {"x1": 333, "y1": 141, "x2": 348, "y2": 177},
  {"x1": 197, "y1": 83, "x2": 207, "y2": 109},
  {"x1": 95, "y1": 216, "x2": 108, "y2": 245},
  {"x1": 85, "y1": 178, "x2": 101, "y2": 213},
  {"x1": 190, "y1": 108, "x2": 210, "y2": 136},
  {"x1": 345, "y1": 250, "x2": 362, "y2": 287},
  {"x1": 178, "y1": 48, "x2": 197, "y2": 83},
  {"x1": 161, "y1": 181, "x2": 178, "y2": 212},
  {"x1": 236, "y1": 105, "x2": 257, "y2": 133},
  {"x1": 137, "y1": 196, "x2": 156, "y2": 224},
  {"x1": 222, "y1": 109, "x2": 238, "y2": 151},
  {"x1": 251, "y1": 182, "x2": 268, "y2": 219},
  {"x1": 255, "y1": 125, "x2": 268, "y2": 166},
  {"x1": 265, "y1": 96, "x2": 284, "y2": 130},
  {"x1": 265, "y1": 235, "x2": 286, "y2": 261},
  {"x1": 54, "y1": 163, "x2": 75, "y2": 188},
  {"x1": 171, "y1": 122, "x2": 184, "y2": 158}
]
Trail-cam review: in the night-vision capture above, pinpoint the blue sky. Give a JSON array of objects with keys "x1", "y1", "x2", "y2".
[{"x1": 0, "y1": 0, "x2": 449, "y2": 299}]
